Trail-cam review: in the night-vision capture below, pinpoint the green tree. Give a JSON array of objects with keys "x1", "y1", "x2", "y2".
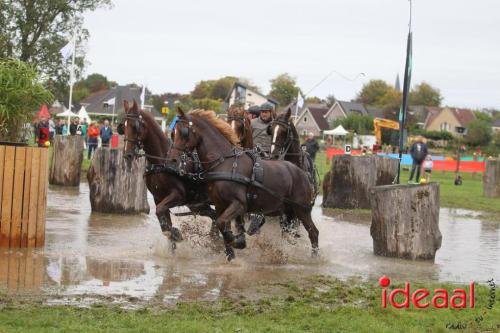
[
  {"x1": 72, "y1": 73, "x2": 113, "y2": 102},
  {"x1": 305, "y1": 96, "x2": 322, "y2": 104},
  {"x1": 325, "y1": 94, "x2": 337, "y2": 107},
  {"x1": 464, "y1": 120, "x2": 492, "y2": 146},
  {"x1": 0, "y1": 0, "x2": 112, "y2": 99},
  {"x1": 473, "y1": 111, "x2": 493, "y2": 124},
  {"x1": 409, "y1": 82, "x2": 442, "y2": 106},
  {"x1": 0, "y1": 59, "x2": 53, "y2": 142},
  {"x1": 332, "y1": 114, "x2": 374, "y2": 135},
  {"x1": 378, "y1": 89, "x2": 402, "y2": 112},
  {"x1": 355, "y1": 80, "x2": 393, "y2": 106},
  {"x1": 269, "y1": 73, "x2": 300, "y2": 107},
  {"x1": 210, "y1": 76, "x2": 238, "y2": 100}
]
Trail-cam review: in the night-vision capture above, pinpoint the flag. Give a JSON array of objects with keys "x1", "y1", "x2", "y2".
[
  {"x1": 60, "y1": 39, "x2": 73, "y2": 61},
  {"x1": 396, "y1": 30, "x2": 413, "y2": 184},
  {"x1": 169, "y1": 116, "x2": 178, "y2": 130},
  {"x1": 105, "y1": 97, "x2": 115, "y2": 106},
  {"x1": 140, "y1": 85, "x2": 146, "y2": 109}
]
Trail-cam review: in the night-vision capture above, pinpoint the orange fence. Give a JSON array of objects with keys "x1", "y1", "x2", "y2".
[{"x1": 0, "y1": 145, "x2": 48, "y2": 248}]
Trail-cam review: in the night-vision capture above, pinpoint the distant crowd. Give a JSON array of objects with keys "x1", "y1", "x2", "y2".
[{"x1": 34, "y1": 117, "x2": 113, "y2": 159}]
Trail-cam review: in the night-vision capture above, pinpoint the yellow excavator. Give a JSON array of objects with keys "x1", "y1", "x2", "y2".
[{"x1": 373, "y1": 118, "x2": 400, "y2": 152}]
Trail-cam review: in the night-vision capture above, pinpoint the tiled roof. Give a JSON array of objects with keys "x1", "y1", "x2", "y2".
[
  {"x1": 307, "y1": 105, "x2": 330, "y2": 131},
  {"x1": 338, "y1": 101, "x2": 368, "y2": 116},
  {"x1": 493, "y1": 118, "x2": 500, "y2": 127}
]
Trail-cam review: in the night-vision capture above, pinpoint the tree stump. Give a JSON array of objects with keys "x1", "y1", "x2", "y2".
[
  {"x1": 483, "y1": 159, "x2": 500, "y2": 197},
  {"x1": 49, "y1": 135, "x2": 84, "y2": 186},
  {"x1": 322, "y1": 155, "x2": 398, "y2": 208},
  {"x1": 370, "y1": 183, "x2": 442, "y2": 260},
  {"x1": 87, "y1": 148, "x2": 149, "y2": 214}
]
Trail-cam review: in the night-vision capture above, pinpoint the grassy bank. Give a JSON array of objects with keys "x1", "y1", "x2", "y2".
[
  {"x1": 316, "y1": 153, "x2": 500, "y2": 216},
  {"x1": 0, "y1": 277, "x2": 498, "y2": 332}
]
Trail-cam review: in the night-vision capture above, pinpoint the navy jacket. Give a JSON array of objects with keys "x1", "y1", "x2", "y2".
[{"x1": 100, "y1": 126, "x2": 113, "y2": 143}]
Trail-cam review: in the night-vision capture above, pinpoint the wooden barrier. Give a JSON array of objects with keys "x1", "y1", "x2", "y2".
[
  {"x1": 0, "y1": 145, "x2": 48, "y2": 248},
  {"x1": 49, "y1": 135, "x2": 84, "y2": 186},
  {"x1": 483, "y1": 159, "x2": 500, "y2": 197},
  {"x1": 0, "y1": 250, "x2": 44, "y2": 290}
]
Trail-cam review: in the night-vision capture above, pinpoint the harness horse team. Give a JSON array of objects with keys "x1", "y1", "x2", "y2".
[{"x1": 118, "y1": 99, "x2": 319, "y2": 261}]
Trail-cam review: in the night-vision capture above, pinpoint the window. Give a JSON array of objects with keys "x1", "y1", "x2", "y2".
[
  {"x1": 440, "y1": 122, "x2": 449, "y2": 131},
  {"x1": 456, "y1": 127, "x2": 466, "y2": 134},
  {"x1": 235, "y1": 86, "x2": 246, "y2": 104},
  {"x1": 304, "y1": 117, "x2": 307, "y2": 122}
]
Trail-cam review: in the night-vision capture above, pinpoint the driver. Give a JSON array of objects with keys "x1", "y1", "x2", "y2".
[{"x1": 251, "y1": 102, "x2": 274, "y2": 153}]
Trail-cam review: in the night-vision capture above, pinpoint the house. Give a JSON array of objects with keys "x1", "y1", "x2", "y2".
[
  {"x1": 326, "y1": 100, "x2": 369, "y2": 123},
  {"x1": 424, "y1": 107, "x2": 476, "y2": 136},
  {"x1": 80, "y1": 85, "x2": 162, "y2": 123},
  {"x1": 225, "y1": 82, "x2": 278, "y2": 110},
  {"x1": 492, "y1": 118, "x2": 500, "y2": 133},
  {"x1": 295, "y1": 104, "x2": 331, "y2": 136}
]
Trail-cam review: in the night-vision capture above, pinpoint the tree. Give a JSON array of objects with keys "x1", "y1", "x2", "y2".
[
  {"x1": 269, "y1": 73, "x2": 300, "y2": 107},
  {"x1": 305, "y1": 96, "x2": 322, "y2": 104},
  {"x1": 355, "y1": 80, "x2": 393, "y2": 106},
  {"x1": 378, "y1": 89, "x2": 402, "y2": 112},
  {"x1": 473, "y1": 110, "x2": 493, "y2": 124},
  {"x1": 0, "y1": 0, "x2": 112, "y2": 99},
  {"x1": 325, "y1": 94, "x2": 337, "y2": 107},
  {"x1": 332, "y1": 114, "x2": 374, "y2": 135},
  {"x1": 464, "y1": 120, "x2": 492, "y2": 146},
  {"x1": 0, "y1": 59, "x2": 53, "y2": 142},
  {"x1": 210, "y1": 76, "x2": 238, "y2": 100},
  {"x1": 410, "y1": 82, "x2": 442, "y2": 106},
  {"x1": 72, "y1": 73, "x2": 113, "y2": 102}
]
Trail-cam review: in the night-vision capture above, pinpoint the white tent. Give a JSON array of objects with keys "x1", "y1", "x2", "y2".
[
  {"x1": 77, "y1": 106, "x2": 92, "y2": 123},
  {"x1": 56, "y1": 107, "x2": 77, "y2": 118},
  {"x1": 323, "y1": 125, "x2": 349, "y2": 136}
]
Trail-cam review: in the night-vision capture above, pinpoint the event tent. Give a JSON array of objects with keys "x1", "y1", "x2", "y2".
[
  {"x1": 77, "y1": 106, "x2": 92, "y2": 123},
  {"x1": 56, "y1": 108, "x2": 78, "y2": 118},
  {"x1": 36, "y1": 104, "x2": 51, "y2": 119},
  {"x1": 323, "y1": 125, "x2": 348, "y2": 136}
]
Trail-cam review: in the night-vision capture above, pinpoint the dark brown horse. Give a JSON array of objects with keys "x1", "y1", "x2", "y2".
[
  {"x1": 226, "y1": 105, "x2": 253, "y2": 149},
  {"x1": 269, "y1": 107, "x2": 318, "y2": 195},
  {"x1": 120, "y1": 100, "x2": 216, "y2": 248},
  {"x1": 169, "y1": 109, "x2": 319, "y2": 261}
]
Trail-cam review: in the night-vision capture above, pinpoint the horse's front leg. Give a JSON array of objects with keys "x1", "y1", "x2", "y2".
[
  {"x1": 215, "y1": 201, "x2": 245, "y2": 261},
  {"x1": 232, "y1": 215, "x2": 247, "y2": 249},
  {"x1": 156, "y1": 191, "x2": 185, "y2": 247}
]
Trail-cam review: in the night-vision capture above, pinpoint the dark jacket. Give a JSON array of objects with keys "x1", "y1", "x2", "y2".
[
  {"x1": 410, "y1": 141, "x2": 428, "y2": 162},
  {"x1": 304, "y1": 138, "x2": 319, "y2": 158},
  {"x1": 100, "y1": 126, "x2": 113, "y2": 144},
  {"x1": 69, "y1": 123, "x2": 78, "y2": 135}
]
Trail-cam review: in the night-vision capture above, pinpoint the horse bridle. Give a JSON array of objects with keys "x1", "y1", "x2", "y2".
[
  {"x1": 270, "y1": 119, "x2": 296, "y2": 160},
  {"x1": 119, "y1": 113, "x2": 145, "y2": 157}
]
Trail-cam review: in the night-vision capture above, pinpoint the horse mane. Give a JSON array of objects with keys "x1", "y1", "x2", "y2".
[
  {"x1": 189, "y1": 109, "x2": 239, "y2": 145},
  {"x1": 228, "y1": 105, "x2": 245, "y2": 117},
  {"x1": 138, "y1": 109, "x2": 171, "y2": 147}
]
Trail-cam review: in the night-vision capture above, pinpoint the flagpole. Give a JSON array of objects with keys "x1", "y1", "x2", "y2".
[
  {"x1": 396, "y1": 0, "x2": 413, "y2": 184},
  {"x1": 66, "y1": 29, "x2": 77, "y2": 133}
]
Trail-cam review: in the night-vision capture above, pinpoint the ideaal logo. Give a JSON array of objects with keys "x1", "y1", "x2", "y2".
[{"x1": 379, "y1": 276, "x2": 475, "y2": 309}]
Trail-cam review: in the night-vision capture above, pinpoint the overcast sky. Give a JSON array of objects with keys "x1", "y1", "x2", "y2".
[{"x1": 83, "y1": 0, "x2": 500, "y2": 109}]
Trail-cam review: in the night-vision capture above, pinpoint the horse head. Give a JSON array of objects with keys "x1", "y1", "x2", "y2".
[
  {"x1": 169, "y1": 107, "x2": 199, "y2": 162},
  {"x1": 120, "y1": 99, "x2": 148, "y2": 160},
  {"x1": 269, "y1": 107, "x2": 294, "y2": 159}
]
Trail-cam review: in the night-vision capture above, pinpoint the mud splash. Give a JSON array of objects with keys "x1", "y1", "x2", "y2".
[{"x1": 0, "y1": 182, "x2": 498, "y2": 307}]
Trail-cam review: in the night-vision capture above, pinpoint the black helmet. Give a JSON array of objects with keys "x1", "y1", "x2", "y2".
[
  {"x1": 248, "y1": 105, "x2": 261, "y2": 116},
  {"x1": 260, "y1": 102, "x2": 274, "y2": 112}
]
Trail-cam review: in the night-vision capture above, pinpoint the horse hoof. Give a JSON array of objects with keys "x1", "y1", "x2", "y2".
[
  {"x1": 225, "y1": 248, "x2": 236, "y2": 261},
  {"x1": 170, "y1": 227, "x2": 183, "y2": 242},
  {"x1": 231, "y1": 234, "x2": 247, "y2": 249}
]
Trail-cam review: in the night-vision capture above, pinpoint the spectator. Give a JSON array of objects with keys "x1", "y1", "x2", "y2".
[
  {"x1": 62, "y1": 121, "x2": 68, "y2": 136},
  {"x1": 304, "y1": 133, "x2": 320, "y2": 160},
  {"x1": 36, "y1": 119, "x2": 50, "y2": 147},
  {"x1": 87, "y1": 121, "x2": 99, "y2": 159},
  {"x1": 408, "y1": 136, "x2": 428, "y2": 184},
  {"x1": 100, "y1": 119, "x2": 113, "y2": 147},
  {"x1": 251, "y1": 102, "x2": 274, "y2": 153},
  {"x1": 69, "y1": 117, "x2": 80, "y2": 135},
  {"x1": 423, "y1": 155, "x2": 433, "y2": 182},
  {"x1": 81, "y1": 118, "x2": 88, "y2": 138},
  {"x1": 55, "y1": 119, "x2": 64, "y2": 135},
  {"x1": 48, "y1": 118, "x2": 55, "y2": 141}
]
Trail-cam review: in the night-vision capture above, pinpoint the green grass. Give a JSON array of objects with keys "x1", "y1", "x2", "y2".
[
  {"x1": 316, "y1": 152, "x2": 500, "y2": 216},
  {"x1": 0, "y1": 277, "x2": 498, "y2": 332}
]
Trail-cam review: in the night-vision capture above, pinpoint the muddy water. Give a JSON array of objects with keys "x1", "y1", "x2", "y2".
[{"x1": 0, "y1": 183, "x2": 498, "y2": 305}]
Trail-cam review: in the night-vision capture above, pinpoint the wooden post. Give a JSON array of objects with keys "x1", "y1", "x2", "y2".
[
  {"x1": 49, "y1": 135, "x2": 84, "y2": 186},
  {"x1": 483, "y1": 159, "x2": 500, "y2": 197},
  {"x1": 0, "y1": 145, "x2": 48, "y2": 248},
  {"x1": 322, "y1": 155, "x2": 398, "y2": 209},
  {"x1": 87, "y1": 148, "x2": 149, "y2": 214},
  {"x1": 370, "y1": 183, "x2": 442, "y2": 260}
]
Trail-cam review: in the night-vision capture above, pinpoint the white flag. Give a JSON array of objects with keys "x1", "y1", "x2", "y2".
[
  {"x1": 140, "y1": 85, "x2": 146, "y2": 109},
  {"x1": 297, "y1": 91, "x2": 304, "y2": 109},
  {"x1": 105, "y1": 97, "x2": 115, "y2": 106},
  {"x1": 60, "y1": 39, "x2": 73, "y2": 61}
]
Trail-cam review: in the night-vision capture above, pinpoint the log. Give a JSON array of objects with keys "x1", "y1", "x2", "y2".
[
  {"x1": 370, "y1": 183, "x2": 442, "y2": 260},
  {"x1": 87, "y1": 148, "x2": 149, "y2": 214},
  {"x1": 49, "y1": 135, "x2": 84, "y2": 186},
  {"x1": 322, "y1": 155, "x2": 398, "y2": 209},
  {"x1": 483, "y1": 159, "x2": 500, "y2": 197}
]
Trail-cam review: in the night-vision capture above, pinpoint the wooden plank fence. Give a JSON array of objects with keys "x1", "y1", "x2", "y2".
[{"x1": 0, "y1": 145, "x2": 48, "y2": 248}]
